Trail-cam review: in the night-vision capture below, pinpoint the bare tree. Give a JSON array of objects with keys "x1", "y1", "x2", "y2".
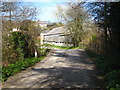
[
  {"x1": 56, "y1": 2, "x2": 88, "y2": 47},
  {"x1": 14, "y1": 3, "x2": 38, "y2": 22},
  {"x1": 2, "y1": 2, "x2": 40, "y2": 66}
]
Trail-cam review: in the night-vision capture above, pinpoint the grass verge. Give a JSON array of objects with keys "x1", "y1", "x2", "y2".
[
  {"x1": 86, "y1": 49, "x2": 120, "y2": 90},
  {"x1": 2, "y1": 48, "x2": 49, "y2": 82},
  {"x1": 42, "y1": 44, "x2": 85, "y2": 49}
]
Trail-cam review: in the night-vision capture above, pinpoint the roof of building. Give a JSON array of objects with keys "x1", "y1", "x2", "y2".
[
  {"x1": 42, "y1": 26, "x2": 69, "y2": 35},
  {"x1": 37, "y1": 20, "x2": 49, "y2": 24}
]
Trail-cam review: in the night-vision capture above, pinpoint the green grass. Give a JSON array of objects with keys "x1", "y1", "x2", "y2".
[
  {"x1": 2, "y1": 57, "x2": 44, "y2": 82},
  {"x1": 42, "y1": 44, "x2": 85, "y2": 49},
  {"x1": 39, "y1": 48, "x2": 50, "y2": 56},
  {"x1": 35, "y1": 39, "x2": 40, "y2": 44},
  {"x1": 2, "y1": 48, "x2": 49, "y2": 82}
]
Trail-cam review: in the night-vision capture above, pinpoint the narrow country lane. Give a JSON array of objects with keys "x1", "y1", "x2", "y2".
[{"x1": 3, "y1": 49, "x2": 103, "y2": 88}]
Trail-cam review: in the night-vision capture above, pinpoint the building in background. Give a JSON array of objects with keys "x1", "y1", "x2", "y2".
[
  {"x1": 40, "y1": 26, "x2": 73, "y2": 47},
  {"x1": 35, "y1": 20, "x2": 49, "y2": 29}
]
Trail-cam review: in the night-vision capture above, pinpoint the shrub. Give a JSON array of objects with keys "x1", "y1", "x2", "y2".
[
  {"x1": 2, "y1": 31, "x2": 38, "y2": 66},
  {"x1": 105, "y1": 70, "x2": 120, "y2": 90},
  {"x1": 86, "y1": 50, "x2": 120, "y2": 89},
  {"x1": 10, "y1": 32, "x2": 27, "y2": 61},
  {"x1": 2, "y1": 47, "x2": 49, "y2": 82},
  {"x1": 2, "y1": 57, "x2": 43, "y2": 82}
]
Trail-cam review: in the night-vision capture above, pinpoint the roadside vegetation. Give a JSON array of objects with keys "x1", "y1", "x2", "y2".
[
  {"x1": 1, "y1": 1, "x2": 120, "y2": 89},
  {"x1": 56, "y1": 2, "x2": 120, "y2": 89},
  {"x1": 2, "y1": 48, "x2": 49, "y2": 82},
  {"x1": 2, "y1": 2, "x2": 40, "y2": 66},
  {"x1": 87, "y1": 50, "x2": 120, "y2": 90},
  {"x1": 42, "y1": 44, "x2": 85, "y2": 49},
  {"x1": 1, "y1": 2, "x2": 49, "y2": 82}
]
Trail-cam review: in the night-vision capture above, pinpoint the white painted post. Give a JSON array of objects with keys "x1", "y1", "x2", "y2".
[
  {"x1": 35, "y1": 49, "x2": 37, "y2": 58},
  {"x1": 40, "y1": 33, "x2": 44, "y2": 45}
]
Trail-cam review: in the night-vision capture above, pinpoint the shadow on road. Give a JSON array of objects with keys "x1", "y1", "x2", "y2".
[
  {"x1": 31, "y1": 67, "x2": 103, "y2": 88},
  {"x1": 30, "y1": 49, "x2": 104, "y2": 88},
  {"x1": 3, "y1": 49, "x2": 104, "y2": 88}
]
